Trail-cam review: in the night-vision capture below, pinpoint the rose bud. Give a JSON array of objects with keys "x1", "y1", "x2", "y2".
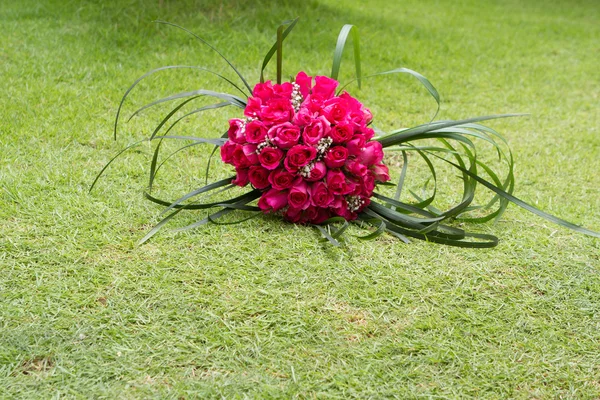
[
  {"x1": 245, "y1": 120, "x2": 268, "y2": 143},
  {"x1": 329, "y1": 123, "x2": 354, "y2": 144},
  {"x1": 306, "y1": 161, "x2": 327, "y2": 182},
  {"x1": 248, "y1": 166, "x2": 271, "y2": 189},
  {"x1": 257, "y1": 188, "x2": 288, "y2": 212},
  {"x1": 227, "y1": 118, "x2": 246, "y2": 143},
  {"x1": 324, "y1": 146, "x2": 348, "y2": 169},
  {"x1": 257, "y1": 147, "x2": 284, "y2": 170},
  {"x1": 269, "y1": 122, "x2": 301, "y2": 149},
  {"x1": 284, "y1": 145, "x2": 317, "y2": 172},
  {"x1": 268, "y1": 168, "x2": 295, "y2": 190},
  {"x1": 357, "y1": 141, "x2": 384, "y2": 166},
  {"x1": 288, "y1": 178, "x2": 311, "y2": 210}
]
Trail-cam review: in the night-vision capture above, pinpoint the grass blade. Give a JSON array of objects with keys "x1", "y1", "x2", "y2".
[
  {"x1": 331, "y1": 24, "x2": 361, "y2": 88},
  {"x1": 154, "y1": 20, "x2": 253, "y2": 94},
  {"x1": 260, "y1": 18, "x2": 299, "y2": 83}
]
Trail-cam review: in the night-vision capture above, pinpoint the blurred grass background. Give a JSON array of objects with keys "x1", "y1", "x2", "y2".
[{"x1": 1, "y1": 0, "x2": 599, "y2": 398}]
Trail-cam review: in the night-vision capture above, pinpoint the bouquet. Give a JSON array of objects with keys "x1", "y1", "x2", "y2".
[{"x1": 92, "y1": 19, "x2": 599, "y2": 247}]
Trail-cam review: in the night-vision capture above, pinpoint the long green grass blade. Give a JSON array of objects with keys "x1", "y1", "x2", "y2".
[
  {"x1": 113, "y1": 65, "x2": 245, "y2": 140},
  {"x1": 260, "y1": 18, "x2": 299, "y2": 83},
  {"x1": 154, "y1": 20, "x2": 253, "y2": 94},
  {"x1": 431, "y1": 153, "x2": 600, "y2": 238},
  {"x1": 331, "y1": 24, "x2": 361, "y2": 88}
]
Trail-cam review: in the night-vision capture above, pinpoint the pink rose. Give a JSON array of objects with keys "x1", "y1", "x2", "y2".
[
  {"x1": 346, "y1": 136, "x2": 366, "y2": 156},
  {"x1": 258, "y1": 188, "x2": 288, "y2": 212},
  {"x1": 371, "y1": 163, "x2": 390, "y2": 182},
  {"x1": 242, "y1": 144, "x2": 258, "y2": 165},
  {"x1": 257, "y1": 147, "x2": 284, "y2": 170},
  {"x1": 268, "y1": 122, "x2": 301, "y2": 149},
  {"x1": 302, "y1": 116, "x2": 331, "y2": 145},
  {"x1": 302, "y1": 93, "x2": 327, "y2": 113},
  {"x1": 309, "y1": 207, "x2": 331, "y2": 224},
  {"x1": 260, "y1": 98, "x2": 294, "y2": 123},
  {"x1": 295, "y1": 71, "x2": 312, "y2": 98},
  {"x1": 288, "y1": 178, "x2": 311, "y2": 210},
  {"x1": 322, "y1": 97, "x2": 350, "y2": 125},
  {"x1": 244, "y1": 97, "x2": 262, "y2": 119},
  {"x1": 361, "y1": 174, "x2": 376, "y2": 195},
  {"x1": 311, "y1": 181, "x2": 334, "y2": 207},
  {"x1": 232, "y1": 145, "x2": 252, "y2": 169},
  {"x1": 324, "y1": 146, "x2": 348, "y2": 168},
  {"x1": 306, "y1": 161, "x2": 327, "y2": 182},
  {"x1": 292, "y1": 107, "x2": 314, "y2": 127},
  {"x1": 329, "y1": 123, "x2": 354, "y2": 144},
  {"x1": 357, "y1": 127, "x2": 375, "y2": 141},
  {"x1": 357, "y1": 141, "x2": 384, "y2": 166},
  {"x1": 332, "y1": 197, "x2": 353, "y2": 219},
  {"x1": 232, "y1": 168, "x2": 249, "y2": 187},
  {"x1": 220, "y1": 140, "x2": 237, "y2": 164},
  {"x1": 312, "y1": 75, "x2": 338, "y2": 99},
  {"x1": 248, "y1": 166, "x2": 270, "y2": 189},
  {"x1": 227, "y1": 118, "x2": 246, "y2": 143},
  {"x1": 326, "y1": 170, "x2": 353, "y2": 195},
  {"x1": 284, "y1": 145, "x2": 317, "y2": 172},
  {"x1": 345, "y1": 159, "x2": 368, "y2": 177},
  {"x1": 245, "y1": 120, "x2": 268, "y2": 143},
  {"x1": 252, "y1": 81, "x2": 274, "y2": 102},
  {"x1": 273, "y1": 82, "x2": 293, "y2": 99},
  {"x1": 268, "y1": 168, "x2": 295, "y2": 190},
  {"x1": 284, "y1": 206, "x2": 303, "y2": 223}
]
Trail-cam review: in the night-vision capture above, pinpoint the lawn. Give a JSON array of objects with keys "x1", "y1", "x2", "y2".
[{"x1": 1, "y1": 0, "x2": 599, "y2": 398}]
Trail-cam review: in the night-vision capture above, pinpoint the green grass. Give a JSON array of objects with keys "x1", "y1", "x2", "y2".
[{"x1": 1, "y1": 0, "x2": 599, "y2": 398}]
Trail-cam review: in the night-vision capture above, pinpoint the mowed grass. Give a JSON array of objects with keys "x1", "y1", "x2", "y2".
[{"x1": 1, "y1": 0, "x2": 599, "y2": 398}]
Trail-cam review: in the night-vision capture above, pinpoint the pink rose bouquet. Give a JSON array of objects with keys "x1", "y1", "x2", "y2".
[
  {"x1": 93, "y1": 19, "x2": 599, "y2": 247},
  {"x1": 221, "y1": 72, "x2": 388, "y2": 225}
]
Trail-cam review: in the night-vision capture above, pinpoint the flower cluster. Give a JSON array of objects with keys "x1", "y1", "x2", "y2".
[{"x1": 220, "y1": 71, "x2": 390, "y2": 224}]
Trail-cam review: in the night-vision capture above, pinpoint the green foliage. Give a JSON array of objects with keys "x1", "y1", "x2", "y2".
[{"x1": 1, "y1": 0, "x2": 599, "y2": 398}]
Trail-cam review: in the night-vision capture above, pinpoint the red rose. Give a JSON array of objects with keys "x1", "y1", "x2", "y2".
[
  {"x1": 269, "y1": 122, "x2": 301, "y2": 149},
  {"x1": 329, "y1": 123, "x2": 354, "y2": 144},
  {"x1": 227, "y1": 118, "x2": 246, "y2": 143},
  {"x1": 292, "y1": 107, "x2": 314, "y2": 127},
  {"x1": 306, "y1": 161, "x2": 327, "y2": 182},
  {"x1": 258, "y1": 188, "x2": 288, "y2": 212},
  {"x1": 248, "y1": 166, "x2": 271, "y2": 189},
  {"x1": 284, "y1": 206, "x2": 303, "y2": 223},
  {"x1": 288, "y1": 178, "x2": 311, "y2": 210},
  {"x1": 357, "y1": 141, "x2": 384, "y2": 166},
  {"x1": 312, "y1": 75, "x2": 338, "y2": 99},
  {"x1": 244, "y1": 97, "x2": 262, "y2": 119},
  {"x1": 260, "y1": 98, "x2": 294, "y2": 123},
  {"x1": 322, "y1": 97, "x2": 350, "y2": 125},
  {"x1": 220, "y1": 140, "x2": 237, "y2": 164},
  {"x1": 309, "y1": 207, "x2": 331, "y2": 224},
  {"x1": 258, "y1": 147, "x2": 284, "y2": 170},
  {"x1": 232, "y1": 168, "x2": 249, "y2": 187},
  {"x1": 311, "y1": 181, "x2": 334, "y2": 207},
  {"x1": 232, "y1": 145, "x2": 252, "y2": 169},
  {"x1": 324, "y1": 146, "x2": 348, "y2": 168},
  {"x1": 302, "y1": 116, "x2": 331, "y2": 145},
  {"x1": 268, "y1": 168, "x2": 295, "y2": 190},
  {"x1": 326, "y1": 170, "x2": 353, "y2": 195},
  {"x1": 273, "y1": 82, "x2": 293, "y2": 99},
  {"x1": 345, "y1": 159, "x2": 368, "y2": 177},
  {"x1": 242, "y1": 144, "x2": 258, "y2": 165},
  {"x1": 295, "y1": 71, "x2": 312, "y2": 97},
  {"x1": 346, "y1": 136, "x2": 366, "y2": 156},
  {"x1": 371, "y1": 163, "x2": 390, "y2": 182},
  {"x1": 252, "y1": 81, "x2": 274, "y2": 102},
  {"x1": 284, "y1": 145, "x2": 317, "y2": 172},
  {"x1": 245, "y1": 120, "x2": 268, "y2": 143}
]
